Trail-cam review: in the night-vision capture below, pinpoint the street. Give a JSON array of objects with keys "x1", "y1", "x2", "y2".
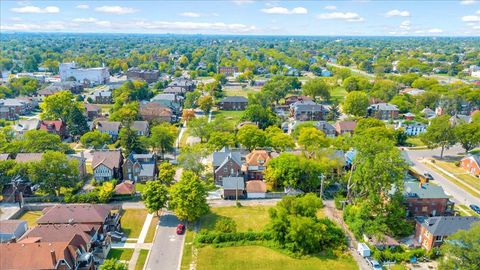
[
  {"x1": 403, "y1": 146, "x2": 480, "y2": 207},
  {"x1": 145, "y1": 211, "x2": 185, "y2": 270}
]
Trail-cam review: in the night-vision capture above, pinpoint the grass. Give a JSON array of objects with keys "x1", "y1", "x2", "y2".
[
  {"x1": 213, "y1": 110, "x2": 244, "y2": 126},
  {"x1": 135, "y1": 183, "x2": 146, "y2": 194},
  {"x1": 180, "y1": 228, "x2": 197, "y2": 270},
  {"x1": 390, "y1": 265, "x2": 407, "y2": 270},
  {"x1": 200, "y1": 206, "x2": 272, "y2": 232},
  {"x1": 196, "y1": 245, "x2": 358, "y2": 270},
  {"x1": 456, "y1": 205, "x2": 479, "y2": 216},
  {"x1": 144, "y1": 215, "x2": 159, "y2": 243},
  {"x1": 432, "y1": 159, "x2": 480, "y2": 191},
  {"x1": 16, "y1": 211, "x2": 43, "y2": 227},
  {"x1": 135, "y1": 249, "x2": 149, "y2": 270},
  {"x1": 179, "y1": 128, "x2": 190, "y2": 148},
  {"x1": 107, "y1": 248, "x2": 134, "y2": 261},
  {"x1": 121, "y1": 209, "x2": 148, "y2": 238},
  {"x1": 406, "y1": 137, "x2": 426, "y2": 147},
  {"x1": 223, "y1": 87, "x2": 258, "y2": 97},
  {"x1": 331, "y1": 86, "x2": 347, "y2": 102},
  {"x1": 423, "y1": 162, "x2": 480, "y2": 198}
]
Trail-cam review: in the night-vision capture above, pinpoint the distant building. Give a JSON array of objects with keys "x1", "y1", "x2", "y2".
[
  {"x1": 90, "y1": 90, "x2": 113, "y2": 104},
  {"x1": 335, "y1": 120, "x2": 357, "y2": 136},
  {"x1": 39, "y1": 81, "x2": 84, "y2": 98},
  {"x1": 84, "y1": 103, "x2": 101, "y2": 120},
  {"x1": 39, "y1": 120, "x2": 68, "y2": 139},
  {"x1": 126, "y1": 68, "x2": 160, "y2": 83},
  {"x1": 368, "y1": 103, "x2": 399, "y2": 120},
  {"x1": 139, "y1": 102, "x2": 174, "y2": 123},
  {"x1": 315, "y1": 121, "x2": 337, "y2": 137},
  {"x1": 399, "y1": 122, "x2": 427, "y2": 136},
  {"x1": 415, "y1": 216, "x2": 480, "y2": 250},
  {"x1": 290, "y1": 100, "x2": 329, "y2": 121},
  {"x1": 218, "y1": 66, "x2": 238, "y2": 77},
  {"x1": 96, "y1": 121, "x2": 121, "y2": 139},
  {"x1": 60, "y1": 62, "x2": 109, "y2": 85},
  {"x1": 168, "y1": 78, "x2": 195, "y2": 92},
  {"x1": 403, "y1": 181, "x2": 454, "y2": 217},
  {"x1": 460, "y1": 155, "x2": 480, "y2": 177},
  {"x1": 131, "y1": 121, "x2": 150, "y2": 136},
  {"x1": 218, "y1": 96, "x2": 248, "y2": 111},
  {"x1": 0, "y1": 100, "x2": 16, "y2": 120}
]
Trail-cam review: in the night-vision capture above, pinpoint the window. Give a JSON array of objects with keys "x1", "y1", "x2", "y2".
[{"x1": 422, "y1": 206, "x2": 428, "y2": 212}]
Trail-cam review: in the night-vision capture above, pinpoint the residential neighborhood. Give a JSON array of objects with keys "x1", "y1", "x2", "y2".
[{"x1": 1, "y1": 1, "x2": 480, "y2": 270}]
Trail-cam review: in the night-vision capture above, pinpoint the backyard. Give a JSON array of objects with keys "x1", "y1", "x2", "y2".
[
  {"x1": 16, "y1": 210, "x2": 43, "y2": 227},
  {"x1": 107, "y1": 248, "x2": 134, "y2": 261},
  {"x1": 213, "y1": 110, "x2": 244, "y2": 126}
]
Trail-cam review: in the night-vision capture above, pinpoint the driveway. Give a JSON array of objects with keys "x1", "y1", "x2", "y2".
[
  {"x1": 403, "y1": 146, "x2": 480, "y2": 207},
  {"x1": 145, "y1": 211, "x2": 185, "y2": 270}
]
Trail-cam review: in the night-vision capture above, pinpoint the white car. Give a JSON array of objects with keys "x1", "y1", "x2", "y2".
[{"x1": 368, "y1": 259, "x2": 382, "y2": 270}]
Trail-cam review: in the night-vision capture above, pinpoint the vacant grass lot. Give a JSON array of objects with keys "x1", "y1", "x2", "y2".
[
  {"x1": 331, "y1": 86, "x2": 347, "y2": 102},
  {"x1": 107, "y1": 248, "x2": 134, "y2": 261},
  {"x1": 16, "y1": 211, "x2": 43, "y2": 227},
  {"x1": 223, "y1": 87, "x2": 258, "y2": 97},
  {"x1": 406, "y1": 137, "x2": 426, "y2": 147},
  {"x1": 213, "y1": 110, "x2": 244, "y2": 126},
  {"x1": 121, "y1": 209, "x2": 148, "y2": 238},
  {"x1": 200, "y1": 206, "x2": 272, "y2": 232},
  {"x1": 196, "y1": 246, "x2": 358, "y2": 270},
  {"x1": 135, "y1": 249, "x2": 149, "y2": 270}
]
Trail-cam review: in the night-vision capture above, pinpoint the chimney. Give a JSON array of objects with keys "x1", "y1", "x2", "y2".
[{"x1": 50, "y1": 250, "x2": 57, "y2": 265}]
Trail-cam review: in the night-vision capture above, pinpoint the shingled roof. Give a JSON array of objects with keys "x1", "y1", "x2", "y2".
[
  {"x1": 419, "y1": 216, "x2": 480, "y2": 236},
  {"x1": 91, "y1": 150, "x2": 122, "y2": 170},
  {"x1": 37, "y1": 204, "x2": 113, "y2": 225}
]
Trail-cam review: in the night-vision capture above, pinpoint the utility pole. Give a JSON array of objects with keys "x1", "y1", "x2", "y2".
[
  {"x1": 319, "y1": 174, "x2": 325, "y2": 199},
  {"x1": 235, "y1": 178, "x2": 239, "y2": 205}
]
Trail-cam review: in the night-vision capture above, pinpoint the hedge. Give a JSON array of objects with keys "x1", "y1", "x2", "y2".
[{"x1": 196, "y1": 231, "x2": 273, "y2": 244}]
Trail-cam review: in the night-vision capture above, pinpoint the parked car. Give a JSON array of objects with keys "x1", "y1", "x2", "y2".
[
  {"x1": 367, "y1": 258, "x2": 382, "y2": 270},
  {"x1": 424, "y1": 173, "x2": 434, "y2": 181},
  {"x1": 176, "y1": 224, "x2": 185, "y2": 235},
  {"x1": 470, "y1": 204, "x2": 480, "y2": 214}
]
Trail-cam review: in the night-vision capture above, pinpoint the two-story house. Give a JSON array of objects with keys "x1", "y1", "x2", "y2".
[
  {"x1": 123, "y1": 153, "x2": 157, "y2": 182},
  {"x1": 403, "y1": 181, "x2": 454, "y2": 217},
  {"x1": 96, "y1": 121, "x2": 121, "y2": 140},
  {"x1": 131, "y1": 121, "x2": 150, "y2": 136},
  {"x1": 213, "y1": 147, "x2": 245, "y2": 185},
  {"x1": 460, "y1": 155, "x2": 480, "y2": 177},
  {"x1": 218, "y1": 96, "x2": 248, "y2": 111},
  {"x1": 92, "y1": 150, "x2": 123, "y2": 181},
  {"x1": 289, "y1": 100, "x2": 329, "y2": 121},
  {"x1": 39, "y1": 120, "x2": 68, "y2": 139},
  {"x1": 368, "y1": 103, "x2": 400, "y2": 120},
  {"x1": 242, "y1": 150, "x2": 271, "y2": 180},
  {"x1": 315, "y1": 121, "x2": 337, "y2": 137}
]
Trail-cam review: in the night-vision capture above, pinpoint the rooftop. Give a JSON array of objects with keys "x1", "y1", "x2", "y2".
[{"x1": 419, "y1": 216, "x2": 480, "y2": 236}]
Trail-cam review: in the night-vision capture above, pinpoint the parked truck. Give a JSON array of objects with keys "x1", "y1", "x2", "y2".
[{"x1": 357, "y1": 242, "x2": 371, "y2": 257}]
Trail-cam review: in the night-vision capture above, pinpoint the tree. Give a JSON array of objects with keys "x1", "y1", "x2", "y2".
[
  {"x1": 118, "y1": 126, "x2": 147, "y2": 156},
  {"x1": 158, "y1": 162, "x2": 176, "y2": 186},
  {"x1": 214, "y1": 217, "x2": 237, "y2": 233},
  {"x1": 143, "y1": 180, "x2": 169, "y2": 216},
  {"x1": 297, "y1": 127, "x2": 330, "y2": 158},
  {"x1": 184, "y1": 91, "x2": 201, "y2": 109},
  {"x1": 302, "y1": 78, "x2": 331, "y2": 101},
  {"x1": 40, "y1": 91, "x2": 76, "y2": 121},
  {"x1": 149, "y1": 123, "x2": 178, "y2": 159},
  {"x1": 343, "y1": 91, "x2": 369, "y2": 117},
  {"x1": 207, "y1": 131, "x2": 236, "y2": 150},
  {"x1": 237, "y1": 124, "x2": 267, "y2": 151},
  {"x1": 197, "y1": 95, "x2": 214, "y2": 114},
  {"x1": 80, "y1": 131, "x2": 111, "y2": 149},
  {"x1": 177, "y1": 144, "x2": 209, "y2": 173},
  {"x1": 169, "y1": 170, "x2": 209, "y2": 222},
  {"x1": 187, "y1": 117, "x2": 212, "y2": 143},
  {"x1": 454, "y1": 122, "x2": 480, "y2": 153},
  {"x1": 28, "y1": 151, "x2": 79, "y2": 196},
  {"x1": 241, "y1": 104, "x2": 278, "y2": 129},
  {"x1": 421, "y1": 115, "x2": 456, "y2": 159},
  {"x1": 66, "y1": 106, "x2": 89, "y2": 138},
  {"x1": 265, "y1": 126, "x2": 295, "y2": 152},
  {"x1": 4, "y1": 130, "x2": 71, "y2": 154},
  {"x1": 439, "y1": 222, "x2": 480, "y2": 270},
  {"x1": 110, "y1": 102, "x2": 139, "y2": 124},
  {"x1": 97, "y1": 181, "x2": 115, "y2": 203}
]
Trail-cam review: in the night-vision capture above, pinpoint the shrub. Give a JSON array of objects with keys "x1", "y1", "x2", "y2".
[
  {"x1": 196, "y1": 231, "x2": 273, "y2": 244},
  {"x1": 214, "y1": 218, "x2": 237, "y2": 233},
  {"x1": 334, "y1": 194, "x2": 346, "y2": 210}
]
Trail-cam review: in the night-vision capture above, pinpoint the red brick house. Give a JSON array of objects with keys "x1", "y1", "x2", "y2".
[
  {"x1": 242, "y1": 150, "x2": 271, "y2": 180},
  {"x1": 218, "y1": 96, "x2": 248, "y2": 111},
  {"x1": 218, "y1": 66, "x2": 238, "y2": 77},
  {"x1": 460, "y1": 155, "x2": 480, "y2": 177},
  {"x1": 415, "y1": 216, "x2": 479, "y2": 250},
  {"x1": 39, "y1": 120, "x2": 68, "y2": 139},
  {"x1": 222, "y1": 177, "x2": 245, "y2": 199},
  {"x1": 335, "y1": 120, "x2": 357, "y2": 136},
  {"x1": 213, "y1": 148, "x2": 244, "y2": 185},
  {"x1": 403, "y1": 181, "x2": 454, "y2": 217}
]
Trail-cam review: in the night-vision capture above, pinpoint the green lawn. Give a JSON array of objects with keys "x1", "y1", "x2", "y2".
[
  {"x1": 423, "y1": 162, "x2": 480, "y2": 198},
  {"x1": 135, "y1": 249, "x2": 149, "y2": 270},
  {"x1": 200, "y1": 206, "x2": 272, "y2": 232},
  {"x1": 223, "y1": 87, "x2": 258, "y2": 97},
  {"x1": 456, "y1": 205, "x2": 479, "y2": 216},
  {"x1": 135, "y1": 183, "x2": 146, "y2": 194},
  {"x1": 16, "y1": 211, "x2": 43, "y2": 227},
  {"x1": 121, "y1": 209, "x2": 148, "y2": 238},
  {"x1": 331, "y1": 86, "x2": 347, "y2": 102},
  {"x1": 180, "y1": 228, "x2": 197, "y2": 270},
  {"x1": 196, "y1": 245, "x2": 358, "y2": 270},
  {"x1": 406, "y1": 137, "x2": 426, "y2": 147},
  {"x1": 213, "y1": 110, "x2": 244, "y2": 126},
  {"x1": 144, "y1": 216, "x2": 159, "y2": 243},
  {"x1": 107, "y1": 248, "x2": 134, "y2": 261},
  {"x1": 432, "y1": 159, "x2": 480, "y2": 191}
]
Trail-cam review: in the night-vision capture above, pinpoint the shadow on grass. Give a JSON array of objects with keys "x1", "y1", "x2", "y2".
[{"x1": 198, "y1": 212, "x2": 235, "y2": 231}]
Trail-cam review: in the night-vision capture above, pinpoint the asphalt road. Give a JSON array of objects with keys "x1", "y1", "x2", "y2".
[
  {"x1": 403, "y1": 146, "x2": 480, "y2": 207},
  {"x1": 145, "y1": 211, "x2": 185, "y2": 270}
]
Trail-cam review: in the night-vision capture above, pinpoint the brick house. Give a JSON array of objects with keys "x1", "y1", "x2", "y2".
[
  {"x1": 139, "y1": 102, "x2": 174, "y2": 123},
  {"x1": 126, "y1": 68, "x2": 160, "y2": 83},
  {"x1": 39, "y1": 120, "x2": 68, "y2": 139},
  {"x1": 218, "y1": 96, "x2": 248, "y2": 111},
  {"x1": 0, "y1": 100, "x2": 17, "y2": 120},
  {"x1": 403, "y1": 181, "x2": 454, "y2": 217},
  {"x1": 460, "y1": 155, "x2": 480, "y2": 177},
  {"x1": 289, "y1": 100, "x2": 329, "y2": 121},
  {"x1": 213, "y1": 148, "x2": 244, "y2": 185},
  {"x1": 368, "y1": 103, "x2": 400, "y2": 120},
  {"x1": 123, "y1": 153, "x2": 157, "y2": 182},
  {"x1": 92, "y1": 150, "x2": 123, "y2": 181},
  {"x1": 415, "y1": 216, "x2": 480, "y2": 250},
  {"x1": 242, "y1": 150, "x2": 271, "y2": 180},
  {"x1": 222, "y1": 177, "x2": 246, "y2": 199},
  {"x1": 218, "y1": 66, "x2": 238, "y2": 77},
  {"x1": 84, "y1": 103, "x2": 101, "y2": 120}
]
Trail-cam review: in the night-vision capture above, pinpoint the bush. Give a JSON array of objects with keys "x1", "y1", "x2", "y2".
[
  {"x1": 214, "y1": 218, "x2": 237, "y2": 233},
  {"x1": 334, "y1": 194, "x2": 346, "y2": 210},
  {"x1": 196, "y1": 231, "x2": 273, "y2": 244}
]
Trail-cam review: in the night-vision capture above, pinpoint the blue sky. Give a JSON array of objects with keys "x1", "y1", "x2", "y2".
[{"x1": 1, "y1": 1, "x2": 480, "y2": 36}]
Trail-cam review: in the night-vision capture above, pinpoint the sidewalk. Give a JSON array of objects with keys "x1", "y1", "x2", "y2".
[
  {"x1": 127, "y1": 213, "x2": 154, "y2": 270},
  {"x1": 423, "y1": 160, "x2": 480, "y2": 195}
]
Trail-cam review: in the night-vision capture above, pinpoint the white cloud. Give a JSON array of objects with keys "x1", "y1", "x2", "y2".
[
  {"x1": 1, "y1": 22, "x2": 65, "y2": 31},
  {"x1": 133, "y1": 21, "x2": 257, "y2": 33},
  {"x1": 72, "y1": 17, "x2": 98, "y2": 23},
  {"x1": 261, "y1": 6, "x2": 308, "y2": 15},
  {"x1": 233, "y1": 0, "x2": 255, "y2": 5},
  {"x1": 95, "y1": 6, "x2": 137, "y2": 14},
  {"x1": 386, "y1": 9, "x2": 410, "y2": 17},
  {"x1": 462, "y1": 15, "x2": 480, "y2": 21},
  {"x1": 11, "y1": 5, "x2": 60, "y2": 14},
  {"x1": 317, "y1": 12, "x2": 364, "y2": 22},
  {"x1": 461, "y1": 0, "x2": 476, "y2": 5},
  {"x1": 179, "y1": 12, "x2": 201, "y2": 18},
  {"x1": 400, "y1": 20, "x2": 411, "y2": 30},
  {"x1": 428, "y1": 28, "x2": 443, "y2": 33},
  {"x1": 324, "y1": 5, "x2": 337, "y2": 10},
  {"x1": 76, "y1": 4, "x2": 89, "y2": 9}
]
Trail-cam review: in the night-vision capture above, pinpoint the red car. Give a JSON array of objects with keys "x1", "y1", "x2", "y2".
[{"x1": 176, "y1": 224, "x2": 185, "y2": 235}]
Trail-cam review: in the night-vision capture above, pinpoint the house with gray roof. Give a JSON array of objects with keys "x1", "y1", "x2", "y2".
[
  {"x1": 13, "y1": 119, "x2": 40, "y2": 137},
  {"x1": 403, "y1": 181, "x2": 454, "y2": 217},
  {"x1": 368, "y1": 103, "x2": 399, "y2": 120},
  {"x1": 222, "y1": 177, "x2": 246, "y2": 199},
  {"x1": 315, "y1": 121, "x2": 336, "y2": 137},
  {"x1": 92, "y1": 150, "x2": 123, "y2": 181},
  {"x1": 151, "y1": 93, "x2": 182, "y2": 114},
  {"x1": 123, "y1": 153, "x2": 157, "y2": 182},
  {"x1": 213, "y1": 147, "x2": 245, "y2": 185},
  {"x1": 218, "y1": 96, "x2": 248, "y2": 111},
  {"x1": 289, "y1": 100, "x2": 329, "y2": 121},
  {"x1": 131, "y1": 121, "x2": 149, "y2": 136},
  {"x1": 415, "y1": 216, "x2": 479, "y2": 250},
  {"x1": 96, "y1": 121, "x2": 121, "y2": 139},
  {"x1": 0, "y1": 153, "x2": 10, "y2": 161},
  {"x1": 168, "y1": 78, "x2": 195, "y2": 92}
]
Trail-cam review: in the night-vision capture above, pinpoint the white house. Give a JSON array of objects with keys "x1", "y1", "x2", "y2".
[
  {"x1": 59, "y1": 62, "x2": 110, "y2": 85},
  {"x1": 398, "y1": 122, "x2": 427, "y2": 136}
]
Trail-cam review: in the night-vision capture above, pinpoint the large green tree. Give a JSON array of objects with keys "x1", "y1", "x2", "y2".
[
  {"x1": 80, "y1": 131, "x2": 111, "y2": 149},
  {"x1": 169, "y1": 170, "x2": 209, "y2": 222},
  {"x1": 297, "y1": 127, "x2": 330, "y2": 158},
  {"x1": 158, "y1": 162, "x2": 176, "y2": 186},
  {"x1": 236, "y1": 124, "x2": 267, "y2": 151},
  {"x1": 66, "y1": 106, "x2": 89, "y2": 138},
  {"x1": 302, "y1": 78, "x2": 331, "y2": 101},
  {"x1": 439, "y1": 222, "x2": 480, "y2": 270},
  {"x1": 343, "y1": 91, "x2": 369, "y2": 117},
  {"x1": 40, "y1": 91, "x2": 78, "y2": 121},
  {"x1": 149, "y1": 123, "x2": 178, "y2": 158},
  {"x1": 142, "y1": 180, "x2": 169, "y2": 216},
  {"x1": 3, "y1": 130, "x2": 71, "y2": 154},
  {"x1": 421, "y1": 115, "x2": 456, "y2": 158},
  {"x1": 454, "y1": 122, "x2": 480, "y2": 154},
  {"x1": 118, "y1": 126, "x2": 147, "y2": 156}
]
